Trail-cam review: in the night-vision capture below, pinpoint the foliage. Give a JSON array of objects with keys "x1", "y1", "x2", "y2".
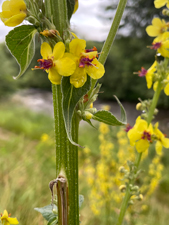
[
  {"x1": 79, "y1": 118, "x2": 167, "y2": 225},
  {"x1": 0, "y1": 102, "x2": 169, "y2": 225}
]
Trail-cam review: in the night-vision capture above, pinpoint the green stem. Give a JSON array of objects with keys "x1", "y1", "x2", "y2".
[
  {"x1": 147, "y1": 82, "x2": 162, "y2": 125},
  {"x1": 46, "y1": 1, "x2": 79, "y2": 224},
  {"x1": 90, "y1": 0, "x2": 128, "y2": 92},
  {"x1": 52, "y1": 84, "x2": 79, "y2": 225},
  {"x1": 116, "y1": 83, "x2": 162, "y2": 225}
]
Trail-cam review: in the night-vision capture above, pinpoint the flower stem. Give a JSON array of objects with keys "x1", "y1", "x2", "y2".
[
  {"x1": 90, "y1": 0, "x2": 128, "y2": 92},
  {"x1": 52, "y1": 84, "x2": 79, "y2": 225},
  {"x1": 147, "y1": 82, "x2": 162, "y2": 125},
  {"x1": 116, "y1": 84, "x2": 162, "y2": 225},
  {"x1": 45, "y1": 1, "x2": 79, "y2": 224}
]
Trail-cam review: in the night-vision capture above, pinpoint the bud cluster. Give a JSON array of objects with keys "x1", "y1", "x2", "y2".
[
  {"x1": 136, "y1": 99, "x2": 158, "y2": 120},
  {"x1": 77, "y1": 83, "x2": 102, "y2": 121}
]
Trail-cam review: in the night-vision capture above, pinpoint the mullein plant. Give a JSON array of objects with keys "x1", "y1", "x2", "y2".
[
  {"x1": 0, "y1": 0, "x2": 128, "y2": 225},
  {"x1": 116, "y1": 1, "x2": 169, "y2": 225}
]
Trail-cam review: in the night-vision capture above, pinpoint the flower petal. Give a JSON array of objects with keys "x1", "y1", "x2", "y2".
[
  {"x1": 69, "y1": 39, "x2": 86, "y2": 57},
  {"x1": 7, "y1": 217, "x2": 19, "y2": 224},
  {"x1": 54, "y1": 57, "x2": 76, "y2": 76},
  {"x1": 127, "y1": 128, "x2": 141, "y2": 146},
  {"x1": 4, "y1": 12, "x2": 26, "y2": 26},
  {"x1": 9, "y1": 0, "x2": 26, "y2": 13},
  {"x1": 1, "y1": 210, "x2": 8, "y2": 219},
  {"x1": 135, "y1": 139, "x2": 149, "y2": 153},
  {"x1": 164, "y1": 83, "x2": 169, "y2": 95},
  {"x1": 41, "y1": 42, "x2": 53, "y2": 59},
  {"x1": 70, "y1": 67, "x2": 87, "y2": 88},
  {"x1": 146, "y1": 26, "x2": 161, "y2": 37},
  {"x1": 2, "y1": 1, "x2": 10, "y2": 11},
  {"x1": 85, "y1": 58, "x2": 105, "y2": 79},
  {"x1": 53, "y1": 42, "x2": 65, "y2": 60},
  {"x1": 154, "y1": 0, "x2": 167, "y2": 8},
  {"x1": 48, "y1": 67, "x2": 62, "y2": 85},
  {"x1": 155, "y1": 141, "x2": 163, "y2": 155}
]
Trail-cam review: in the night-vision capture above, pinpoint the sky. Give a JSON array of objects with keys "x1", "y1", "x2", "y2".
[{"x1": 0, "y1": 0, "x2": 113, "y2": 42}]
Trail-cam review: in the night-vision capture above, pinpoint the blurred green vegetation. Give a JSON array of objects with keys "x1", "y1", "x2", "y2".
[{"x1": 0, "y1": 101, "x2": 169, "y2": 225}]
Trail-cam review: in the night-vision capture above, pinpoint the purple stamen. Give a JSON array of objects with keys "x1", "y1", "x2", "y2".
[
  {"x1": 141, "y1": 131, "x2": 151, "y2": 141},
  {"x1": 37, "y1": 59, "x2": 53, "y2": 69},
  {"x1": 138, "y1": 67, "x2": 147, "y2": 77},
  {"x1": 79, "y1": 57, "x2": 94, "y2": 68},
  {"x1": 150, "y1": 42, "x2": 161, "y2": 50}
]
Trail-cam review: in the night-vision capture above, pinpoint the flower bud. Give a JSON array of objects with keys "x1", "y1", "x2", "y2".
[
  {"x1": 137, "y1": 194, "x2": 143, "y2": 201},
  {"x1": 77, "y1": 110, "x2": 82, "y2": 117},
  {"x1": 136, "y1": 103, "x2": 142, "y2": 111},
  {"x1": 83, "y1": 112, "x2": 93, "y2": 120},
  {"x1": 162, "y1": 9, "x2": 169, "y2": 16},
  {"x1": 130, "y1": 185, "x2": 139, "y2": 192},
  {"x1": 119, "y1": 166, "x2": 126, "y2": 173},
  {"x1": 52, "y1": 208, "x2": 58, "y2": 214},
  {"x1": 87, "y1": 108, "x2": 97, "y2": 114},
  {"x1": 119, "y1": 185, "x2": 126, "y2": 192}
]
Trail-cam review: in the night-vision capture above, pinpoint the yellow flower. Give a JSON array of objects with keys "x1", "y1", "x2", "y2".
[
  {"x1": 73, "y1": 0, "x2": 78, "y2": 14},
  {"x1": 137, "y1": 61, "x2": 157, "y2": 89},
  {"x1": 146, "y1": 18, "x2": 168, "y2": 38},
  {"x1": 154, "y1": 0, "x2": 169, "y2": 9},
  {"x1": 1, "y1": 210, "x2": 19, "y2": 225},
  {"x1": 150, "y1": 32, "x2": 169, "y2": 57},
  {"x1": 153, "y1": 122, "x2": 169, "y2": 154},
  {"x1": 127, "y1": 116, "x2": 154, "y2": 153},
  {"x1": 69, "y1": 39, "x2": 105, "y2": 88},
  {"x1": 0, "y1": 0, "x2": 27, "y2": 27},
  {"x1": 41, "y1": 133, "x2": 49, "y2": 142},
  {"x1": 34, "y1": 42, "x2": 76, "y2": 85}
]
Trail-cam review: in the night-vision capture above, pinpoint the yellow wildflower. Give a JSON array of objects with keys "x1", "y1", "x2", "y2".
[
  {"x1": 127, "y1": 116, "x2": 154, "y2": 153},
  {"x1": 137, "y1": 61, "x2": 157, "y2": 89},
  {"x1": 146, "y1": 18, "x2": 168, "y2": 37},
  {"x1": 99, "y1": 123, "x2": 109, "y2": 134},
  {"x1": 69, "y1": 39, "x2": 105, "y2": 88},
  {"x1": 153, "y1": 122, "x2": 169, "y2": 154},
  {"x1": 150, "y1": 32, "x2": 169, "y2": 57},
  {"x1": 34, "y1": 42, "x2": 76, "y2": 85},
  {"x1": 41, "y1": 133, "x2": 49, "y2": 142},
  {"x1": 1, "y1": 210, "x2": 19, "y2": 225},
  {"x1": 154, "y1": 0, "x2": 169, "y2": 9},
  {"x1": 0, "y1": 0, "x2": 27, "y2": 27}
]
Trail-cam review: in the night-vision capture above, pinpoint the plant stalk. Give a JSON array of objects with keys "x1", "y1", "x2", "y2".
[
  {"x1": 89, "y1": 0, "x2": 128, "y2": 93},
  {"x1": 52, "y1": 84, "x2": 79, "y2": 225},
  {"x1": 116, "y1": 82, "x2": 162, "y2": 225}
]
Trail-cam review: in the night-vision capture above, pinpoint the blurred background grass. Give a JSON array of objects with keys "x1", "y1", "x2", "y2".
[{"x1": 0, "y1": 101, "x2": 169, "y2": 225}]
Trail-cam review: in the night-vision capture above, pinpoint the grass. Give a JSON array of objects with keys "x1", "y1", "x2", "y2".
[{"x1": 0, "y1": 100, "x2": 169, "y2": 225}]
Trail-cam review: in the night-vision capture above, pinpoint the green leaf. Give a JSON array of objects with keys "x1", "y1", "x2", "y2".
[
  {"x1": 5, "y1": 25, "x2": 37, "y2": 79},
  {"x1": 34, "y1": 204, "x2": 58, "y2": 222},
  {"x1": 67, "y1": 0, "x2": 75, "y2": 20},
  {"x1": 61, "y1": 76, "x2": 91, "y2": 147},
  {"x1": 92, "y1": 97, "x2": 127, "y2": 126}
]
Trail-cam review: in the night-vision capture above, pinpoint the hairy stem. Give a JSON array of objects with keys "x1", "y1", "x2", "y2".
[
  {"x1": 52, "y1": 84, "x2": 79, "y2": 225},
  {"x1": 90, "y1": 0, "x2": 128, "y2": 93}
]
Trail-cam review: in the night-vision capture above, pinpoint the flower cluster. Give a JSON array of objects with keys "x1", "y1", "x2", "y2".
[
  {"x1": 136, "y1": 16, "x2": 169, "y2": 95},
  {"x1": 35, "y1": 39, "x2": 105, "y2": 88},
  {"x1": 127, "y1": 116, "x2": 169, "y2": 153}
]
